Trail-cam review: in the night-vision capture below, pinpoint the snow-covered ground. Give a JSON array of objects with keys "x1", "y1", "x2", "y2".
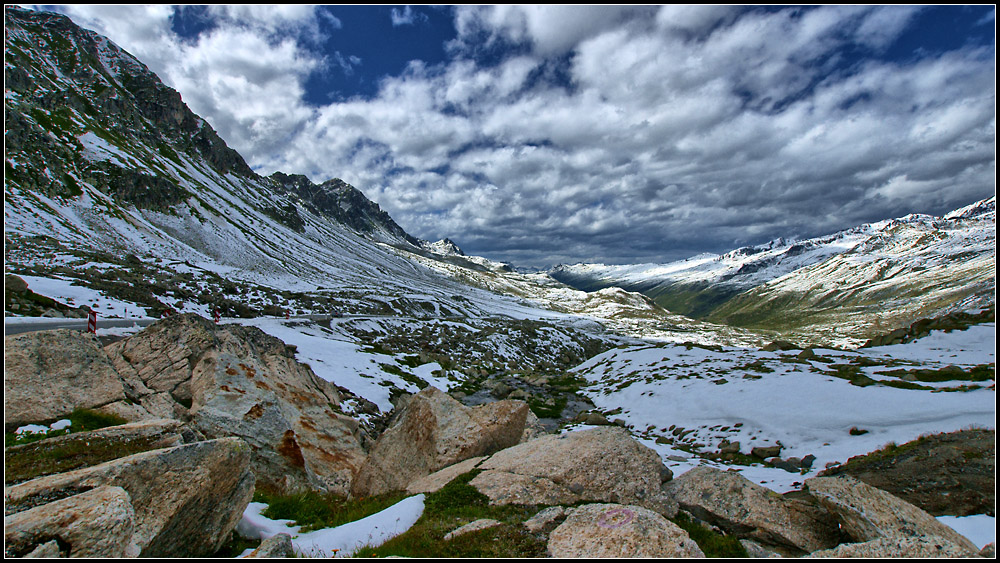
[
  {"x1": 17, "y1": 275, "x2": 157, "y2": 319},
  {"x1": 571, "y1": 325, "x2": 994, "y2": 493},
  {"x1": 236, "y1": 495, "x2": 425, "y2": 557}
]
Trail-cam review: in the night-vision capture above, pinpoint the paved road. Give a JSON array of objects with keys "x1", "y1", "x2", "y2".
[
  {"x1": 3, "y1": 318, "x2": 160, "y2": 336},
  {"x1": 3, "y1": 314, "x2": 339, "y2": 336}
]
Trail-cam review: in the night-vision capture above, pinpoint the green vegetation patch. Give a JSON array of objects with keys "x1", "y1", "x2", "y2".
[
  {"x1": 5, "y1": 409, "x2": 138, "y2": 484},
  {"x1": 528, "y1": 394, "x2": 569, "y2": 419},
  {"x1": 671, "y1": 511, "x2": 749, "y2": 558},
  {"x1": 255, "y1": 489, "x2": 409, "y2": 533},
  {"x1": 354, "y1": 470, "x2": 546, "y2": 558},
  {"x1": 5, "y1": 408, "x2": 128, "y2": 447}
]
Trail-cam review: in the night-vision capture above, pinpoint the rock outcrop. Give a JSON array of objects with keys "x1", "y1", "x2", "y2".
[
  {"x1": 5, "y1": 419, "x2": 187, "y2": 484},
  {"x1": 807, "y1": 535, "x2": 979, "y2": 558},
  {"x1": 5, "y1": 486, "x2": 139, "y2": 558},
  {"x1": 804, "y1": 475, "x2": 979, "y2": 553},
  {"x1": 4, "y1": 329, "x2": 127, "y2": 429},
  {"x1": 351, "y1": 387, "x2": 531, "y2": 497},
  {"x1": 5, "y1": 437, "x2": 255, "y2": 558},
  {"x1": 469, "y1": 427, "x2": 678, "y2": 517},
  {"x1": 103, "y1": 314, "x2": 368, "y2": 495},
  {"x1": 547, "y1": 503, "x2": 705, "y2": 558},
  {"x1": 664, "y1": 467, "x2": 841, "y2": 555}
]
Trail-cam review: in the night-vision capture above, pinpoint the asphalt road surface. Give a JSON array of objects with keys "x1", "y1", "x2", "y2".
[
  {"x1": 3, "y1": 318, "x2": 160, "y2": 336},
  {"x1": 3, "y1": 314, "x2": 338, "y2": 336}
]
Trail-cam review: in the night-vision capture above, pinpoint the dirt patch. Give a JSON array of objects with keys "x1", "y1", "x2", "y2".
[{"x1": 819, "y1": 428, "x2": 995, "y2": 516}]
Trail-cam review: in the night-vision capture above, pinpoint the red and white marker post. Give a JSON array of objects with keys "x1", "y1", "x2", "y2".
[
  {"x1": 213, "y1": 308, "x2": 221, "y2": 324},
  {"x1": 87, "y1": 309, "x2": 97, "y2": 334}
]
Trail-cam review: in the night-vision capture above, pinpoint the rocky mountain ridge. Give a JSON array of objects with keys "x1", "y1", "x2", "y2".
[{"x1": 551, "y1": 197, "x2": 995, "y2": 346}]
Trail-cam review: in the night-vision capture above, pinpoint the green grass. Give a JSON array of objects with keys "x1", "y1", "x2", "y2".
[
  {"x1": 4, "y1": 409, "x2": 146, "y2": 484},
  {"x1": 353, "y1": 470, "x2": 546, "y2": 558},
  {"x1": 254, "y1": 489, "x2": 410, "y2": 533},
  {"x1": 671, "y1": 511, "x2": 749, "y2": 557},
  {"x1": 5, "y1": 408, "x2": 128, "y2": 447},
  {"x1": 527, "y1": 394, "x2": 568, "y2": 419}
]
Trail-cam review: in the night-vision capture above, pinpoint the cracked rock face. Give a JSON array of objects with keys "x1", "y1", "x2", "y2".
[
  {"x1": 804, "y1": 475, "x2": 980, "y2": 553},
  {"x1": 4, "y1": 329, "x2": 127, "y2": 429},
  {"x1": 104, "y1": 314, "x2": 367, "y2": 496},
  {"x1": 547, "y1": 503, "x2": 704, "y2": 558},
  {"x1": 351, "y1": 386, "x2": 531, "y2": 497},
  {"x1": 5, "y1": 438, "x2": 254, "y2": 558},
  {"x1": 664, "y1": 466, "x2": 842, "y2": 555}
]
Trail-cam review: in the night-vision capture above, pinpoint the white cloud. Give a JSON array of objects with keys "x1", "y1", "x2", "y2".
[
  {"x1": 390, "y1": 6, "x2": 427, "y2": 27},
  {"x1": 50, "y1": 5, "x2": 996, "y2": 267}
]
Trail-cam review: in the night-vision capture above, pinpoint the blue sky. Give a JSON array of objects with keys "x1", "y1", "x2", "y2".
[{"x1": 43, "y1": 5, "x2": 996, "y2": 267}]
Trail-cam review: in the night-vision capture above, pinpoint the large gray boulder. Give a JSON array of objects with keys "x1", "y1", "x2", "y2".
[
  {"x1": 664, "y1": 466, "x2": 841, "y2": 555},
  {"x1": 351, "y1": 386, "x2": 531, "y2": 497},
  {"x1": 4, "y1": 329, "x2": 127, "y2": 428},
  {"x1": 105, "y1": 314, "x2": 367, "y2": 495},
  {"x1": 807, "y1": 535, "x2": 979, "y2": 558},
  {"x1": 4, "y1": 437, "x2": 254, "y2": 558},
  {"x1": 804, "y1": 475, "x2": 979, "y2": 553},
  {"x1": 469, "y1": 427, "x2": 678, "y2": 517},
  {"x1": 4, "y1": 485, "x2": 139, "y2": 558},
  {"x1": 547, "y1": 503, "x2": 705, "y2": 558}
]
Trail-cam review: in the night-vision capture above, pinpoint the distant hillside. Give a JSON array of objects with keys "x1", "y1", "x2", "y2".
[{"x1": 551, "y1": 197, "x2": 995, "y2": 343}]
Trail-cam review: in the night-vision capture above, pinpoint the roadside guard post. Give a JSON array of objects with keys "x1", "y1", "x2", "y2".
[
  {"x1": 87, "y1": 310, "x2": 97, "y2": 333},
  {"x1": 213, "y1": 308, "x2": 221, "y2": 324},
  {"x1": 285, "y1": 309, "x2": 290, "y2": 319}
]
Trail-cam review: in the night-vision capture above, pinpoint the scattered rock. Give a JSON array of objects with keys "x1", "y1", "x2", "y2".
[
  {"x1": 246, "y1": 533, "x2": 295, "y2": 558},
  {"x1": 807, "y1": 534, "x2": 978, "y2": 558},
  {"x1": 751, "y1": 445, "x2": 782, "y2": 459},
  {"x1": 406, "y1": 457, "x2": 486, "y2": 495},
  {"x1": 980, "y1": 542, "x2": 996, "y2": 557},
  {"x1": 351, "y1": 387, "x2": 530, "y2": 497},
  {"x1": 740, "y1": 539, "x2": 783, "y2": 558},
  {"x1": 4, "y1": 329, "x2": 127, "y2": 429},
  {"x1": 547, "y1": 503, "x2": 705, "y2": 558},
  {"x1": 664, "y1": 467, "x2": 841, "y2": 555},
  {"x1": 4, "y1": 485, "x2": 139, "y2": 558},
  {"x1": 719, "y1": 440, "x2": 741, "y2": 454},
  {"x1": 768, "y1": 457, "x2": 800, "y2": 473},
  {"x1": 574, "y1": 411, "x2": 611, "y2": 426},
  {"x1": 471, "y1": 427, "x2": 678, "y2": 517},
  {"x1": 105, "y1": 314, "x2": 367, "y2": 495},
  {"x1": 804, "y1": 475, "x2": 979, "y2": 553},
  {"x1": 5, "y1": 437, "x2": 255, "y2": 558},
  {"x1": 524, "y1": 506, "x2": 569, "y2": 533},
  {"x1": 444, "y1": 519, "x2": 502, "y2": 541},
  {"x1": 22, "y1": 540, "x2": 63, "y2": 558}
]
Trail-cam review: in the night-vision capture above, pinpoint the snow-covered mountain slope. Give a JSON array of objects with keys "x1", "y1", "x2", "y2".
[
  {"x1": 551, "y1": 198, "x2": 995, "y2": 345},
  {"x1": 2, "y1": 7, "x2": 535, "y2": 321}
]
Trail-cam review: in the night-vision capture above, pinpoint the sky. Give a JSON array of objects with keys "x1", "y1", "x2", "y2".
[{"x1": 36, "y1": 5, "x2": 998, "y2": 268}]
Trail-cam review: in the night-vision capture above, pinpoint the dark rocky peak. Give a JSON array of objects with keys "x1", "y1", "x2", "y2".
[
  {"x1": 268, "y1": 172, "x2": 421, "y2": 246},
  {"x1": 4, "y1": 6, "x2": 253, "y2": 180}
]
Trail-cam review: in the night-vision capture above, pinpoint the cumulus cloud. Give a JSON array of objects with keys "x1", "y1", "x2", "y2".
[
  {"x1": 53, "y1": 4, "x2": 323, "y2": 166},
  {"x1": 50, "y1": 5, "x2": 995, "y2": 267},
  {"x1": 390, "y1": 6, "x2": 428, "y2": 27}
]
